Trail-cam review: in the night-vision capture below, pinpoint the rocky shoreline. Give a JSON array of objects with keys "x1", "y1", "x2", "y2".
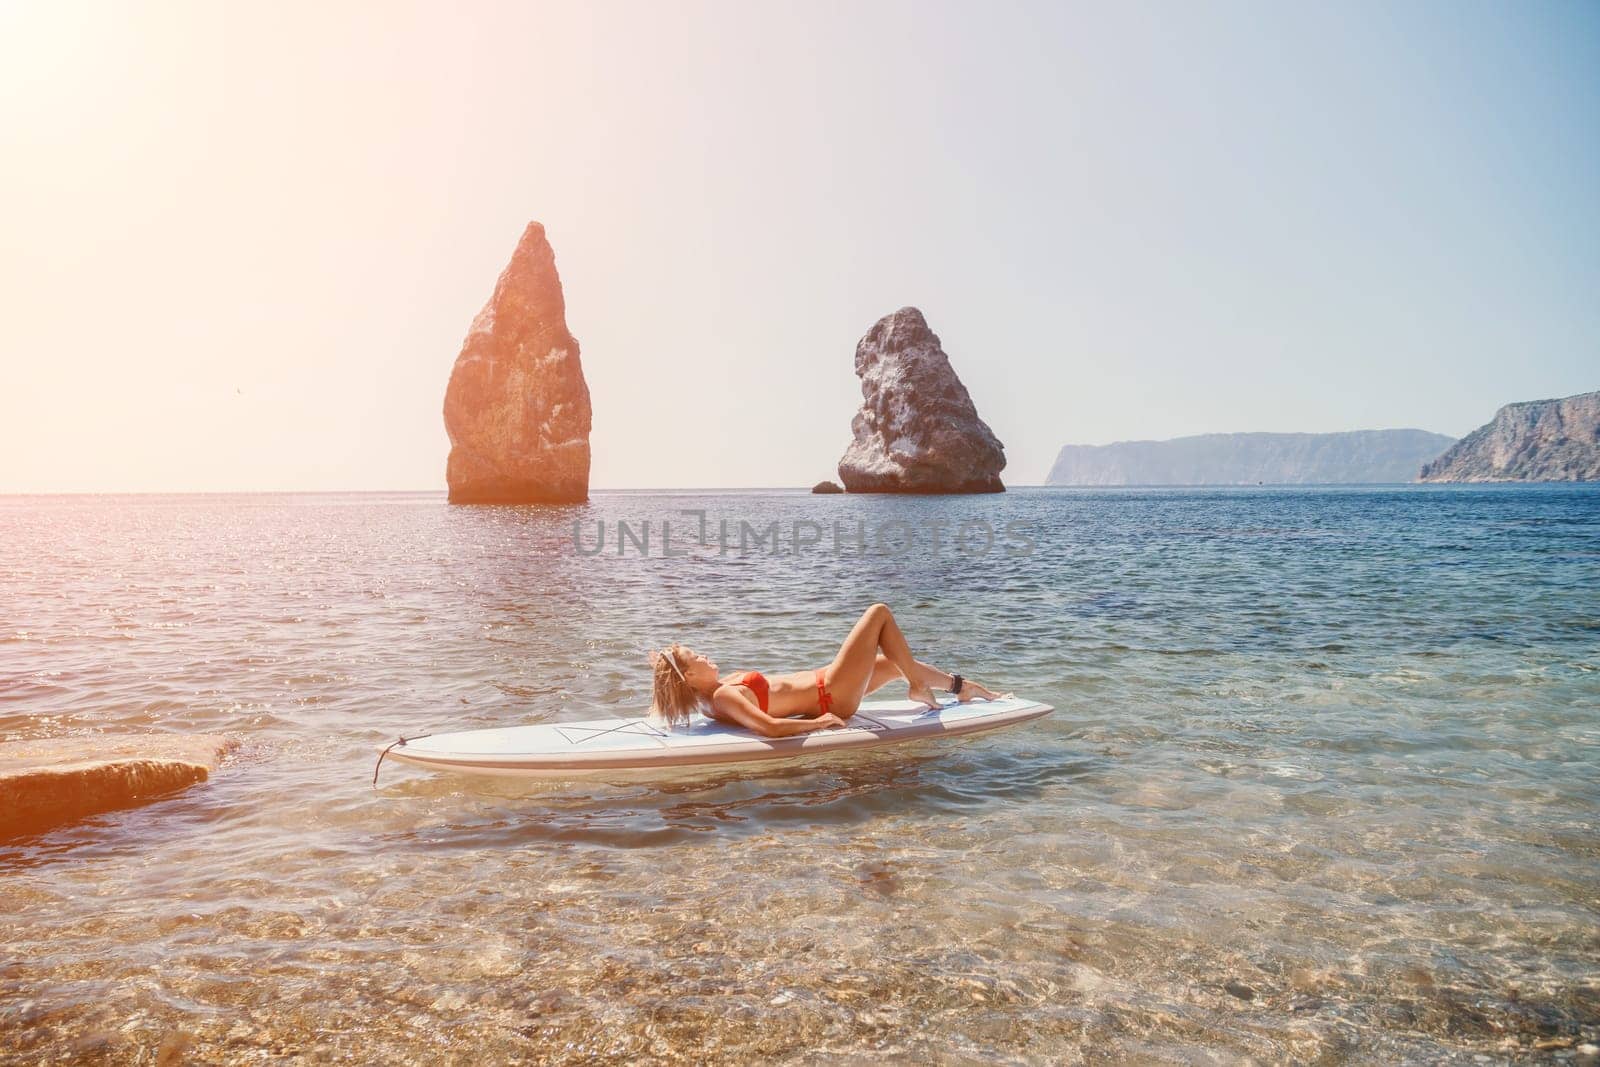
[{"x1": 1420, "y1": 390, "x2": 1600, "y2": 482}]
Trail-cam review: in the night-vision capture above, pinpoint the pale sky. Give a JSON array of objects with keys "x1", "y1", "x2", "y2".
[{"x1": 2, "y1": 0, "x2": 1596, "y2": 492}]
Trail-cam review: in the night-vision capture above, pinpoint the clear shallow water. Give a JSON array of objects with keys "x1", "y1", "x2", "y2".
[{"x1": 1, "y1": 486, "x2": 1597, "y2": 1064}]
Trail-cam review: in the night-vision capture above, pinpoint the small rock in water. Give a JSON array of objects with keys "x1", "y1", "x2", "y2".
[
  {"x1": 769, "y1": 991, "x2": 794, "y2": 1006},
  {"x1": 70, "y1": 1033, "x2": 113, "y2": 1056},
  {"x1": 431, "y1": 991, "x2": 468, "y2": 1012},
  {"x1": 1577, "y1": 1043, "x2": 1599, "y2": 1056},
  {"x1": 1288, "y1": 994, "x2": 1325, "y2": 1013},
  {"x1": 1223, "y1": 980, "x2": 1257, "y2": 1001},
  {"x1": 155, "y1": 1031, "x2": 193, "y2": 1066},
  {"x1": 811, "y1": 480, "x2": 844, "y2": 494},
  {"x1": 0, "y1": 734, "x2": 236, "y2": 839}
]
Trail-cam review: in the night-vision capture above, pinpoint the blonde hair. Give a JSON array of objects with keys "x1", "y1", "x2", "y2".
[{"x1": 649, "y1": 643, "x2": 705, "y2": 726}]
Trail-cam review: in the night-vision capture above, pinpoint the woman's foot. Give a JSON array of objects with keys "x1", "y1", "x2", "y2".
[
  {"x1": 906, "y1": 681, "x2": 941, "y2": 710},
  {"x1": 956, "y1": 678, "x2": 1003, "y2": 702}
]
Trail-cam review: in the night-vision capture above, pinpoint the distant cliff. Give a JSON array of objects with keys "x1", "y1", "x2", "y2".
[
  {"x1": 1419, "y1": 391, "x2": 1600, "y2": 482},
  {"x1": 1046, "y1": 429, "x2": 1457, "y2": 486}
]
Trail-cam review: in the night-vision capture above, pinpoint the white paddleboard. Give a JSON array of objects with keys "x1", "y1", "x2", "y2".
[{"x1": 381, "y1": 694, "x2": 1053, "y2": 778}]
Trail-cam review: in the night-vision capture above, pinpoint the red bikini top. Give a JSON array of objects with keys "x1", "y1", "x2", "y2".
[{"x1": 729, "y1": 670, "x2": 770, "y2": 713}]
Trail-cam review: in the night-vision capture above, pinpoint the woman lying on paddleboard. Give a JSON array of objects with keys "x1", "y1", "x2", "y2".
[{"x1": 649, "y1": 602, "x2": 1005, "y2": 737}]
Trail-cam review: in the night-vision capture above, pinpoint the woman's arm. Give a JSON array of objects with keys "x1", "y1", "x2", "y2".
[{"x1": 711, "y1": 686, "x2": 843, "y2": 738}]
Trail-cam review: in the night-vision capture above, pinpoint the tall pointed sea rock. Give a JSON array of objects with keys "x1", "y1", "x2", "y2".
[
  {"x1": 836, "y1": 307, "x2": 1006, "y2": 493},
  {"x1": 444, "y1": 222, "x2": 593, "y2": 503}
]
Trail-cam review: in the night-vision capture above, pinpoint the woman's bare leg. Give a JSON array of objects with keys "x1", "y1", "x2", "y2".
[
  {"x1": 864, "y1": 654, "x2": 949, "y2": 694},
  {"x1": 863, "y1": 655, "x2": 902, "y2": 694},
  {"x1": 827, "y1": 603, "x2": 939, "y2": 713},
  {"x1": 864, "y1": 653, "x2": 1004, "y2": 703}
]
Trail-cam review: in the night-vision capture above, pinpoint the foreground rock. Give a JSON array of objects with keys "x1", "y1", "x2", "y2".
[
  {"x1": 443, "y1": 221, "x2": 593, "y2": 503},
  {"x1": 1047, "y1": 429, "x2": 1457, "y2": 486},
  {"x1": 1420, "y1": 390, "x2": 1600, "y2": 482},
  {"x1": 0, "y1": 734, "x2": 235, "y2": 839},
  {"x1": 811, "y1": 480, "x2": 844, "y2": 494},
  {"x1": 837, "y1": 307, "x2": 1006, "y2": 493}
]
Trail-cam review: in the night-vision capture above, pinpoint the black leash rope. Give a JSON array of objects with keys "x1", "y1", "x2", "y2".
[{"x1": 372, "y1": 733, "x2": 431, "y2": 787}]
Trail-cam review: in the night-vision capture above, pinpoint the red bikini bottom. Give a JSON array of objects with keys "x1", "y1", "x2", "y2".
[{"x1": 815, "y1": 668, "x2": 834, "y2": 715}]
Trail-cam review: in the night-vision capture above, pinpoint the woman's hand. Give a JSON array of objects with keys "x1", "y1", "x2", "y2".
[{"x1": 808, "y1": 713, "x2": 847, "y2": 731}]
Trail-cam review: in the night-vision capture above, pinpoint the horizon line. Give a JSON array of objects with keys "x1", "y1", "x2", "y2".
[
  {"x1": 8, "y1": 482, "x2": 1593, "y2": 498},
  {"x1": 0, "y1": 485, "x2": 1047, "y2": 497}
]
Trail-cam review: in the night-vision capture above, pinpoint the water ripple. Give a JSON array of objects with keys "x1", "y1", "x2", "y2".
[{"x1": 1, "y1": 486, "x2": 1597, "y2": 1062}]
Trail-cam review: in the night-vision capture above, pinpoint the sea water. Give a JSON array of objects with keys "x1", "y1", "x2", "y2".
[{"x1": 1, "y1": 486, "x2": 1596, "y2": 1063}]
